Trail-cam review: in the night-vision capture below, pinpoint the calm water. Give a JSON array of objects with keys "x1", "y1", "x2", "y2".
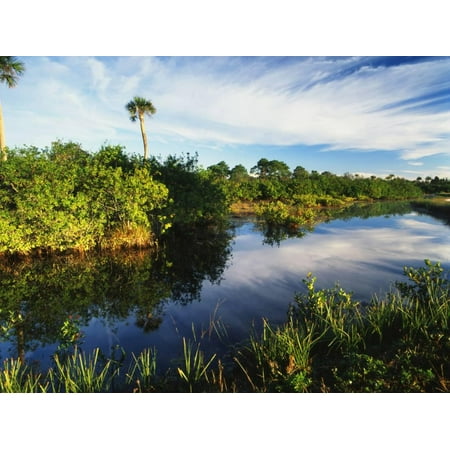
[{"x1": 1, "y1": 202, "x2": 449, "y2": 371}]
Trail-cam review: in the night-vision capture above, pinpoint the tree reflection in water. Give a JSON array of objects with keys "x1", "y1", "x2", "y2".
[{"x1": 0, "y1": 222, "x2": 234, "y2": 363}]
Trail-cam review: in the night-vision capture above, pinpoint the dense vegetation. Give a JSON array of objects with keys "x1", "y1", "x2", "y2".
[
  {"x1": 0, "y1": 142, "x2": 171, "y2": 254},
  {"x1": 2, "y1": 141, "x2": 448, "y2": 256},
  {"x1": 1, "y1": 260, "x2": 449, "y2": 392}
]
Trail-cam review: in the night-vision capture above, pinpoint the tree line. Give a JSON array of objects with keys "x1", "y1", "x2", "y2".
[
  {"x1": 208, "y1": 157, "x2": 426, "y2": 204},
  {"x1": 1, "y1": 141, "x2": 442, "y2": 256}
]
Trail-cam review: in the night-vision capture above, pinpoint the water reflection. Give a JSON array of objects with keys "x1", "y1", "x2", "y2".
[
  {"x1": 0, "y1": 202, "x2": 449, "y2": 371},
  {"x1": 230, "y1": 214, "x2": 450, "y2": 299},
  {"x1": 0, "y1": 223, "x2": 234, "y2": 365}
]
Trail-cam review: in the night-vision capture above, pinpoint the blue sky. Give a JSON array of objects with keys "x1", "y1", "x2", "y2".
[{"x1": 2, "y1": 55, "x2": 450, "y2": 180}]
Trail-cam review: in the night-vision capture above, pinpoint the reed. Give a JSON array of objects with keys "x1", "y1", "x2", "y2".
[
  {"x1": 293, "y1": 274, "x2": 366, "y2": 354},
  {"x1": 0, "y1": 358, "x2": 47, "y2": 393},
  {"x1": 235, "y1": 318, "x2": 316, "y2": 392},
  {"x1": 48, "y1": 347, "x2": 119, "y2": 393},
  {"x1": 176, "y1": 337, "x2": 216, "y2": 392},
  {"x1": 126, "y1": 348, "x2": 157, "y2": 392}
]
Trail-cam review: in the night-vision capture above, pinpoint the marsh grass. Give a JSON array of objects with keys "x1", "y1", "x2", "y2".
[
  {"x1": 48, "y1": 346, "x2": 119, "y2": 393},
  {"x1": 293, "y1": 274, "x2": 367, "y2": 354},
  {"x1": 126, "y1": 348, "x2": 157, "y2": 392},
  {"x1": 176, "y1": 337, "x2": 216, "y2": 392},
  {"x1": 234, "y1": 318, "x2": 316, "y2": 392},
  {"x1": 0, "y1": 358, "x2": 47, "y2": 393},
  {"x1": 101, "y1": 224, "x2": 154, "y2": 250}
]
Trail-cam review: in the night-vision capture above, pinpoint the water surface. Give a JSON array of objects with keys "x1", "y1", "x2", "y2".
[{"x1": 1, "y1": 202, "x2": 449, "y2": 371}]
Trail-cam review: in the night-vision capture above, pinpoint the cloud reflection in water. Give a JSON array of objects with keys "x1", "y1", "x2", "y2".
[{"x1": 196, "y1": 213, "x2": 450, "y2": 333}]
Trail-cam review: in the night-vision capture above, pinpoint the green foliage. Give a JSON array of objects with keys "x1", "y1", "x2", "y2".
[
  {"x1": 0, "y1": 142, "x2": 170, "y2": 255},
  {"x1": 0, "y1": 56, "x2": 25, "y2": 88},
  {"x1": 293, "y1": 274, "x2": 366, "y2": 354},
  {"x1": 331, "y1": 353, "x2": 390, "y2": 392},
  {"x1": 149, "y1": 153, "x2": 230, "y2": 225},
  {"x1": 126, "y1": 96, "x2": 156, "y2": 123},
  {"x1": 251, "y1": 158, "x2": 291, "y2": 179},
  {"x1": 397, "y1": 259, "x2": 448, "y2": 305},
  {"x1": 253, "y1": 201, "x2": 316, "y2": 245},
  {"x1": 228, "y1": 159, "x2": 423, "y2": 219},
  {"x1": 229, "y1": 164, "x2": 250, "y2": 182},
  {"x1": 207, "y1": 160, "x2": 230, "y2": 179},
  {"x1": 414, "y1": 176, "x2": 450, "y2": 194},
  {"x1": 0, "y1": 141, "x2": 429, "y2": 255},
  {"x1": 58, "y1": 315, "x2": 83, "y2": 352},
  {"x1": 235, "y1": 318, "x2": 314, "y2": 392},
  {"x1": 255, "y1": 201, "x2": 314, "y2": 228}
]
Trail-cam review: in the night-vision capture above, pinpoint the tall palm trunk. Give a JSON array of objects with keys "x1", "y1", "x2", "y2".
[
  {"x1": 138, "y1": 112, "x2": 149, "y2": 159},
  {"x1": 0, "y1": 103, "x2": 6, "y2": 161}
]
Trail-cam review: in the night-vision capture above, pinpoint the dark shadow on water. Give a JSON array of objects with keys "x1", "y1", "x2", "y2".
[{"x1": 0, "y1": 222, "x2": 235, "y2": 366}]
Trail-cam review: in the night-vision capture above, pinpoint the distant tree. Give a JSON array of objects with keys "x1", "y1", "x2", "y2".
[
  {"x1": 229, "y1": 164, "x2": 250, "y2": 182},
  {"x1": 208, "y1": 161, "x2": 230, "y2": 179},
  {"x1": 0, "y1": 56, "x2": 25, "y2": 161},
  {"x1": 126, "y1": 96, "x2": 157, "y2": 160},
  {"x1": 293, "y1": 165, "x2": 309, "y2": 179},
  {"x1": 251, "y1": 158, "x2": 291, "y2": 179}
]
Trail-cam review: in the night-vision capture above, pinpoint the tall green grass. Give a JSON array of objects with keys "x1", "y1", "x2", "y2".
[
  {"x1": 126, "y1": 348, "x2": 157, "y2": 392},
  {"x1": 48, "y1": 347, "x2": 119, "y2": 393},
  {"x1": 0, "y1": 358, "x2": 47, "y2": 393},
  {"x1": 234, "y1": 318, "x2": 316, "y2": 392},
  {"x1": 176, "y1": 337, "x2": 216, "y2": 392}
]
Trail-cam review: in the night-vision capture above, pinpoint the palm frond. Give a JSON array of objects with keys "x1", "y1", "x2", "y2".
[
  {"x1": 0, "y1": 56, "x2": 25, "y2": 88},
  {"x1": 126, "y1": 96, "x2": 156, "y2": 118}
]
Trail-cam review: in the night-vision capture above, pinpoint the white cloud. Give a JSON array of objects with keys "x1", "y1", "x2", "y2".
[
  {"x1": 136, "y1": 57, "x2": 450, "y2": 159},
  {"x1": 3, "y1": 56, "x2": 450, "y2": 164}
]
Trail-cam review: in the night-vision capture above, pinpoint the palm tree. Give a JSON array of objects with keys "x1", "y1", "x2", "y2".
[
  {"x1": 125, "y1": 96, "x2": 156, "y2": 160},
  {"x1": 0, "y1": 56, "x2": 25, "y2": 161}
]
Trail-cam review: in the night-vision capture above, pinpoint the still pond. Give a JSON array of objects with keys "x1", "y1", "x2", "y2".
[{"x1": 1, "y1": 201, "x2": 449, "y2": 371}]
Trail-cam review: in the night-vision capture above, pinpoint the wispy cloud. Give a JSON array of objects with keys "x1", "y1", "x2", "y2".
[{"x1": 3, "y1": 56, "x2": 450, "y2": 169}]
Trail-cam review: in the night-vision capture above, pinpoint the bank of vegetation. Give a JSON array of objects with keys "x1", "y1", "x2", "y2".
[
  {"x1": 2, "y1": 142, "x2": 448, "y2": 256},
  {"x1": 1, "y1": 260, "x2": 449, "y2": 393}
]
